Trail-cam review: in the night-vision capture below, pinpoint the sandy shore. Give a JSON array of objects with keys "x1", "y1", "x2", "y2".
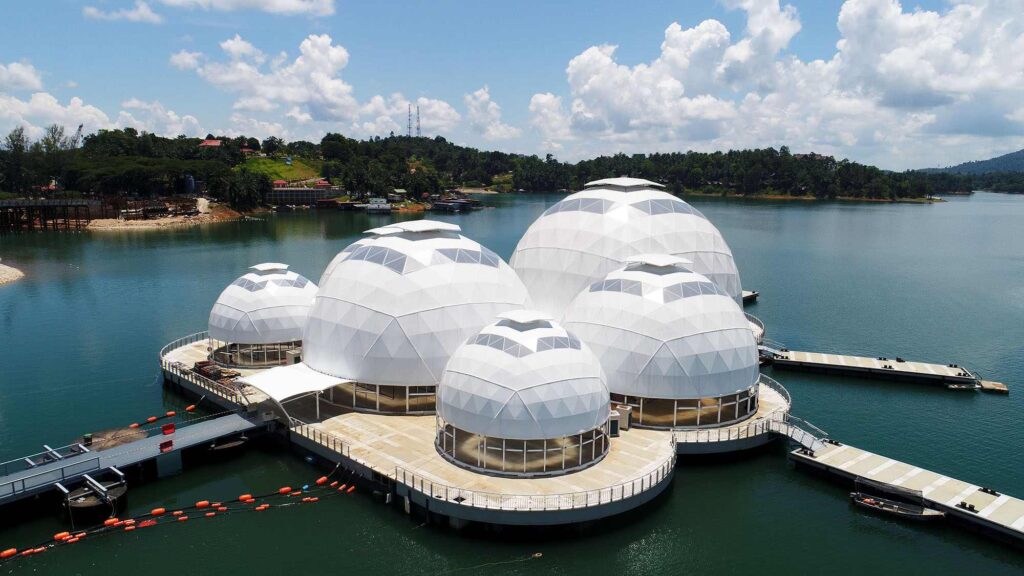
[
  {"x1": 457, "y1": 188, "x2": 499, "y2": 195},
  {"x1": 0, "y1": 263, "x2": 24, "y2": 286},
  {"x1": 88, "y1": 200, "x2": 241, "y2": 231}
]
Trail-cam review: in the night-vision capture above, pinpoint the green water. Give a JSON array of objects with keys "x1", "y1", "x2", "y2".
[{"x1": 1, "y1": 193, "x2": 1022, "y2": 574}]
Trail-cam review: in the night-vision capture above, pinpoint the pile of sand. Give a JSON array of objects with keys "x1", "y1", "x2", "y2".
[{"x1": 0, "y1": 262, "x2": 24, "y2": 286}]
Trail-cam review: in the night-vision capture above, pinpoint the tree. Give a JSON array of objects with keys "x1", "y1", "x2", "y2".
[
  {"x1": 262, "y1": 136, "x2": 284, "y2": 156},
  {"x1": 1, "y1": 127, "x2": 29, "y2": 193}
]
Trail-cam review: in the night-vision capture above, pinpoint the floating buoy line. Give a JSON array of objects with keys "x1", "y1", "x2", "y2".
[{"x1": 1, "y1": 464, "x2": 356, "y2": 564}]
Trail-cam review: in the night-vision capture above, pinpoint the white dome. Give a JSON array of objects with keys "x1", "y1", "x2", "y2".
[
  {"x1": 437, "y1": 311, "x2": 610, "y2": 440},
  {"x1": 510, "y1": 178, "x2": 741, "y2": 317},
  {"x1": 303, "y1": 220, "x2": 531, "y2": 386},
  {"x1": 208, "y1": 263, "x2": 318, "y2": 345},
  {"x1": 561, "y1": 257, "x2": 758, "y2": 400}
]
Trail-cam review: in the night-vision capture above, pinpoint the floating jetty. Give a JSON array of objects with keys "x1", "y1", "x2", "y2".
[
  {"x1": 0, "y1": 414, "x2": 262, "y2": 508},
  {"x1": 742, "y1": 290, "x2": 759, "y2": 304},
  {"x1": 762, "y1": 347, "x2": 1007, "y2": 394},
  {"x1": 792, "y1": 442, "x2": 1024, "y2": 546}
]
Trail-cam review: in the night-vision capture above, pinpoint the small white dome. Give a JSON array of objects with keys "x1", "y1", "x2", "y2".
[
  {"x1": 562, "y1": 258, "x2": 758, "y2": 400},
  {"x1": 510, "y1": 178, "x2": 742, "y2": 317},
  {"x1": 438, "y1": 314, "x2": 609, "y2": 440},
  {"x1": 304, "y1": 220, "x2": 531, "y2": 386},
  {"x1": 208, "y1": 263, "x2": 318, "y2": 345}
]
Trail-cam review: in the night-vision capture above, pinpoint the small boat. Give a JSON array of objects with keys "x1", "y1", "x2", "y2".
[
  {"x1": 209, "y1": 435, "x2": 248, "y2": 453},
  {"x1": 849, "y1": 492, "x2": 945, "y2": 521}
]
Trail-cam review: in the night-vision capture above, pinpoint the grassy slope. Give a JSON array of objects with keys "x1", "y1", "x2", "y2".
[{"x1": 238, "y1": 157, "x2": 322, "y2": 182}]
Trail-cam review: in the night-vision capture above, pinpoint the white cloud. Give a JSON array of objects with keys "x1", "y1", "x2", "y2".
[
  {"x1": 464, "y1": 86, "x2": 520, "y2": 140},
  {"x1": 117, "y1": 98, "x2": 204, "y2": 136},
  {"x1": 0, "y1": 61, "x2": 44, "y2": 91},
  {"x1": 83, "y1": 1, "x2": 164, "y2": 24},
  {"x1": 157, "y1": 0, "x2": 334, "y2": 16},
  {"x1": 169, "y1": 50, "x2": 203, "y2": 70},
  {"x1": 0, "y1": 92, "x2": 112, "y2": 139},
  {"x1": 218, "y1": 113, "x2": 287, "y2": 140},
  {"x1": 529, "y1": 0, "x2": 1024, "y2": 169},
  {"x1": 177, "y1": 33, "x2": 461, "y2": 140}
]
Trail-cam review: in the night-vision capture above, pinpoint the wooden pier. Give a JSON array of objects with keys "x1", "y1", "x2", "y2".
[
  {"x1": 791, "y1": 442, "x2": 1024, "y2": 546},
  {"x1": 764, "y1": 349, "x2": 1007, "y2": 393},
  {"x1": 0, "y1": 199, "x2": 110, "y2": 233}
]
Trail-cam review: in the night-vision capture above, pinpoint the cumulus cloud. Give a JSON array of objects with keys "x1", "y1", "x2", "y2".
[
  {"x1": 83, "y1": 1, "x2": 164, "y2": 24},
  {"x1": 169, "y1": 50, "x2": 203, "y2": 70},
  {"x1": 0, "y1": 92, "x2": 112, "y2": 139},
  {"x1": 528, "y1": 0, "x2": 1024, "y2": 169},
  {"x1": 464, "y1": 86, "x2": 520, "y2": 140},
  {"x1": 117, "y1": 98, "x2": 204, "y2": 136},
  {"x1": 0, "y1": 61, "x2": 44, "y2": 91},
  {"x1": 157, "y1": 0, "x2": 334, "y2": 16},
  {"x1": 176, "y1": 33, "x2": 461, "y2": 139}
]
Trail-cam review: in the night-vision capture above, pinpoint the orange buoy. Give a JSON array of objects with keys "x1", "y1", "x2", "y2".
[
  {"x1": 185, "y1": 404, "x2": 196, "y2": 412},
  {"x1": 54, "y1": 532, "x2": 70, "y2": 541},
  {"x1": 151, "y1": 507, "x2": 166, "y2": 516},
  {"x1": 217, "y1": 506, "x2": 228, "y2": 512},
  {"x1": 139, "y1": 520, "x2": 157, "y2": 528},
  {"x1": 212, "y1": 502, "x2": 222, "y2": 506},
  {"x1": 147, "y1": 416, "x2": 158, "y2": 423},
  {"x1": 346, "y1": 485, "x2": 356, "y2": 493},
  {"x1": 103, "y1": 518, "x2": 119, "y2": 527},
  {"x1": 330, "y1": 481, "x2": 339, "y2": 488},
  {"x1": 123, "y1": 519, "x2": 136, "y2": 526},
  {"x1": 172, "y1": 510, "x2": 183, "y2": 516},
  {"x1": 20, "y1": 549, "x2": 33, "y2": 557},
  {"x1": 124, "y1": 526, "x2": 136, "y2": 532},
  {"x1": 301, "y1": 497, "x2": 310, "y2": 503},
  {"x1": 177, "y1": 516, "x2": 188, "y2": 522},
  {"x1": 66, "y1": 538, "x2": 79, "y2": 544},
  {"x1": 114, "y1": 521, "x2": 124, "y2": 527},
  {"x1": 205, "y1": 512, "x2": 216, "y2": 518},
  {"x1": 1, "y1": 549, "x2": 17, "y2": 559},
  {"x1": 315, "y1": 476, "x2": 328, "y2": 485},
  {"x1": 196, "y1": 500, "x2": 210, "y2": 508},
  {"x1": 166, "y1": 411, "x2": 176, "y2": 417},
  {"x1": 129, "y1": 423, "x2": 140, "y2": 429},
  {"x1": 292, "y1": 491, "x2": 302, "y2": 496},
  {"x1": 278, "y1": 486, "x2": 292, "y2": 495},
  {"x1": 309, "y1": 497, "x2": 319, "y2": 503},
  {"x1": 74, "y1": 533, "x2": 86, "y2": 539},
  {"x1": 32, "y1": 547, "x2": 45, "y2": 554},
  {"x1": 238, "y1": 493, "x2": 252, "y2": 502}
]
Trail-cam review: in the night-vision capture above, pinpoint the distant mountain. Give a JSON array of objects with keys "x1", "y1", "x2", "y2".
[{"x1": 921, "y1": 149, "x2": 1024, "y2": 174}]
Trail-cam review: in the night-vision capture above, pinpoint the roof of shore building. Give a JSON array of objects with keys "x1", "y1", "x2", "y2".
[
  {"x1": 510, "y1": 177, "x2": 742, "y2": 318},
  {"x1": 561, "y1": 255, "x2": 758, "y2": 400},
  {"x1": 303, "y1": 220, "x2": 531, "y2": 386},
  {"x1": 437, "y1": 311, "x2": 610, "y2": 440},
  {"x1": 208, "y1": 263, "x2": 319, "y2": 345}
]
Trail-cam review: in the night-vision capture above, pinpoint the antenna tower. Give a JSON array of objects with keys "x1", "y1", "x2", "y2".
[
  {"x1": 416, "y1": 105, "x2": 421, "y2": 137},
  {"x1": 407, "y1": 104, "x2": 412, "y2": 137}
]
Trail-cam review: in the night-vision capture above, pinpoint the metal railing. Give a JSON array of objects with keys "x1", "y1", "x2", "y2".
[
  {"x1": 0, "y1": 457, "x2": 101, "y2": 499},
  {"x1": 768, "y1": 414, "x2": 828, "y2": 451},
  {"x1": 759, "y1": 373, "x2": 791, "y2": 407},
  {"x1": 745, "y1": 313, "x2": 765, "y2": 342},
  {"x1": 394, "y1": 435, "x2": 677, "y2": 512},
  {"x1": 159, "y1": 332, "x2": 252, "y2": 407},
  {"x1": 0, "y1": 443, "x2": 90, "y2": 478},
  {"x1": 289, "y1": 422, "x2": 354, "y2": 463}
]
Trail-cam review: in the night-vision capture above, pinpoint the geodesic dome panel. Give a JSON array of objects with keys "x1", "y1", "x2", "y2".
[
  {"x1": 510, "y1": 177, "x2": 741, "y2": 318},
  {"x1": 438, "y1": 312, "x2": 609, "y2": 440},
  {"x1": 303, "y1": 221, "x2": 531, "y2": 386},
  {"x1": 208, "y1": 264, "x2": 318, "y2": 345},
  {"x1": 562, "y1": 259, "x2": 758, "y2": 399}
]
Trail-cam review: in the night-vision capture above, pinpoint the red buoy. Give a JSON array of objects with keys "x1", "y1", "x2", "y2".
[
  {"x1": 217, "y1": 506, "x2": 228, "y2": 512},
  {"x1": 166, "y1": 411, "x2": 176, "y2": 417},
  {"x1": 315, "y1": 476, "x2": 328, "y2": 485},
  {"x1": 147, "y1": 416, "x2": 158, "y2": 423},
  {"x1": 238, "y1": 493, "x2": 252, "y2": 502},
  {"x1": 177, "y1": 516, "x2": 189, "y2": 522},
  {"x1": 185, "y1": 404, "x2": 196, "y2": 412},
  {"x1": 124, "y1": 526, "x2": 136, "y2": 532},
  {"x1": 53, "y1": 532, "x2": 70, "y2": 541},
  {"x1": 129, "y1": 423, "x2": 140, "y2": 429},
  {"x1": 103, "y1": 518, "x2": 119, "y2": 527},
  {"x1": 151, "y1": 507, "x2": 166, "y2": 516},
  {"x1": 330, "y1": 481, "x2": 339, "y2": 488},
  {"x1": 196, "y1": 500, "x2": 210, "y2": 508},
  {"x1": 205, "y1": 512, "x2": 216, "y2": 518},
  {"x1": 32, "y1": 547, "x2": 45, "y2": 554},
  {"x1": 309, "y1": 497, "x2": 319, "y2": 503},
  {"x1": 1, "y1": 549, "x2": 17, "y2": 559},
  {"x1": 278, "y1": 486, "x2": 292, "y2": 495},
  {"x1": 66, "y1": 538, "x2": 79, "y2": 544},
  {"x1": 172, "y1": 510, "x2": 183, "y2": 516},
  {"x1": 74, "y1": 533, "x2": 86, "y2": 539},
  {"x1": 346, "y1": 485, "x2": 356, "y2": 493}
]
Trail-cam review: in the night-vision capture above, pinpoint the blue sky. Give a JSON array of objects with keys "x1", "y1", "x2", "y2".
[{"x1": 1, "y1": 1, "x2": 1021, "y2": 169}]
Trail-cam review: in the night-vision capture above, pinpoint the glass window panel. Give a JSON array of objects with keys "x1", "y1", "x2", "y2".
[{"x1": 682, "y1": 282, "x2": 701, "y2": 297}]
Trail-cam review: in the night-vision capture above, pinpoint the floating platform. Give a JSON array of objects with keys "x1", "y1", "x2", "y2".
[
  {"x1": 791, "y1": 442, "x2": 1024, "y2": 546},
  {"x1": 742, "y1": 290, "x2": 759, "y2": 304},
  {"x1": 979, "y1": 380, "x2": 1009, "y2": 394},
  {"x1": 766, "y1": 350, "x2": 983, "y2": 387},
  {"x1": 293, "y1": 414, "x2": 676, "y2": 526}
]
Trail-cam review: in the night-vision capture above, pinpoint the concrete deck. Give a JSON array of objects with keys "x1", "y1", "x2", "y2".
[
  {"x1": 792, "y1": 442, "x2": 1024, "y2": 544},
  {"x1": 295, "y1": 413, "x2": 676, "y2": 523},
  {"x1": 770, "y1": 350, "x2": 978, "y2": 385}
]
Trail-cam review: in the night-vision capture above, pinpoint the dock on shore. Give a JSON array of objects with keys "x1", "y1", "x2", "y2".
[
  {"x1": 791, "y1": 442, "x2": 1024, "y2": 546},
  {"x1": 763, "y1": 349, "x2": 1007, "y2": 394},
  {"x1": 742, "y1": 290, "x2": 759, "y2": 304}
]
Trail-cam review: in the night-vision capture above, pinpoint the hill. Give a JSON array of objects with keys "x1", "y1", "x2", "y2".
[
  {"x1": 923, "y1": 149, "x2": 1024, "y2": 175},
  {"x1": 238, "y1": 157, "x2": 321, "y2": 182}
]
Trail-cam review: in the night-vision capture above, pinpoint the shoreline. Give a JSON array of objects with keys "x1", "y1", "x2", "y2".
[
  {"x1": 87, "y1": 201, "x2": 242, "y2": 231},
  {"x1": 0, "y1": 263, "x2": 24, "y2": 286},
  {"x1": 679, "y1": 191, "x2": 945, "y2": 204}
]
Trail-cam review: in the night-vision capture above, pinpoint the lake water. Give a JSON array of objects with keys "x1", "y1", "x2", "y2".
[{"x1": 1, "y1": 192, "x2": 1022, "y2": 574}]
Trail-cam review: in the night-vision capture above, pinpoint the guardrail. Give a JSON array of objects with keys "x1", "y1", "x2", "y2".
[
  {"x1": 759, "y1": 373, "x2": 791, "y2": 407},
  {"x1": 289, "y1": 422, "x2": 354, "y2": 463},
  {"x1": 0, "y1": 457, "x2": 101, "y2": 499},
  {"x1": 745, "y1": 313, "x2": 765, "y2": 342},
  {"x1": 768, "y1": 414, "x2": 828, "y2": 451},
  {"x1": 395, "y1": 435, "x2": 677, "y2": 513},
  {"x1": 159, "y1": 331, "x2": 209, "y2": 360},
  {"x1": 160, "y1": 332, "x2": 252, "y2": 407},
  {"x1": 0, "y1": 443, "x2": 90, "y2": 478}
]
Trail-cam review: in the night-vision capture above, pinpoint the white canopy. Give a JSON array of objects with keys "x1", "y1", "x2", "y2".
[{"x1": 238, "y1": 362, "x2": 350, "y2": 403}]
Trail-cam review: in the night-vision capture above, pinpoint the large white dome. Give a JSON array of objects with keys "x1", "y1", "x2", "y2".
[
  {"x1": 561, "y1": 254, "x2": 758, "y2": 400},
  {"x1": 437, "y1": 311, "x2": 610, "y2": 440},
  {"x1": 208, "y1": 263, "x2": 318, "y2": 345},
  {"x1": 303, "y1": 220, "x2": 531, "y2": 386},
  {"x1": 510, "y1": 177, "x2": 741, "y2": 318}
]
